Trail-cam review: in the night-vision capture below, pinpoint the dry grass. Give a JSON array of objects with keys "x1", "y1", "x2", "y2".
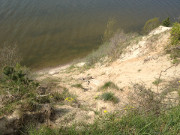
[{"x1": 85, "y1": 31, "x2": 139, "y2": 66}]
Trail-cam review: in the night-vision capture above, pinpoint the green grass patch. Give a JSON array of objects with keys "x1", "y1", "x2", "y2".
[
  {"x1": 152, "y1": 78, "x2": 163, "y2": 86},
  {"x1": 99, "y1": 92, "x2": 119, "y2": 104},
  {"x1": 26, "y1": 105, "x2": 180, "y2": 135},
  {"x1": 98, "y1": 81, "x2": 119, "y2": 91}
]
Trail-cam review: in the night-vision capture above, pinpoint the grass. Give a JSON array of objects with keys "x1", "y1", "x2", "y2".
[
  {"x1": 99, "y1": 92, "x2": 119, "y2": 104},
  {"x1": 26, "y1": 104, "x2": 180, "y2": 135},
  {"x1": 84, "y1": 31, "x2": 140, "y2": 66},
  {"x1": 152, "y1": 78, "x2": 163, "y2": 86},
  {"x1": 98, "y1": 81, "x2": 119, "y2": 91},
  {"x1": 0, "y1": 64, "x2": 77, "y2": 117}
]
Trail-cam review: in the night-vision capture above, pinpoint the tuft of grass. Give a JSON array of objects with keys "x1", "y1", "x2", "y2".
[
  {"x1": 98, "y1": 81, "x2": 120, "y2": 91},
  {"x1": 100, "y1": 92, "x2": 119, "y2": 104},
  {"x1": 152, "y1": 78, "x2": 163, "y2": 86}
]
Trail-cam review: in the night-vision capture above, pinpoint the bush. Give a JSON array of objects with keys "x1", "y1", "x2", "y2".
[
  {"x1": 0, "y1": 64, "x2": 39, "y2": 116},
  {"x1": 162, "y1": 17, "x2": 171, "y2": 27},
  {"x1": 129, "y1": 84, "x2": 163, "y2": 114},
  {"x1": 166, "y1": 23, "x2": 180, "y2": 64},
  {"x1": 142, "y1": 18, "x2": 160, "y2": 34},
  {"x1": 1, "y1": 64, "x2": 38, "y2": 95},
  {"x1": 171, "y1": 22, "x2": 180, "y2": 45}
]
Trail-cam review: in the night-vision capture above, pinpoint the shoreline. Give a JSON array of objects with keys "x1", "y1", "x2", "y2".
[{"x1": 36, "y1": 59, "x2": 85, "y2": 76}]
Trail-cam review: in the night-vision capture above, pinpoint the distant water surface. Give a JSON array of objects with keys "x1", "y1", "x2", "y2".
[{"x1": 0, "y1": 0, "x2": 180, "y2": 69}]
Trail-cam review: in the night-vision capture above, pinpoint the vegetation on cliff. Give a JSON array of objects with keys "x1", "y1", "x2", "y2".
[{"x1": 0, "y1": 19, "x2": 180, "y2": 134}]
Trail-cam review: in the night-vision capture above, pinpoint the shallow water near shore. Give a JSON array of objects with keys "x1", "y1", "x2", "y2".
[{"x1": 0, "y1": 0, "x2": 180, "y2": 69}]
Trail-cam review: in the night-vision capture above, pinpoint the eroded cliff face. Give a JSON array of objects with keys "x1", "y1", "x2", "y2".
[{"x1": 1, "y1": 26, "x2": 180, "y2": 134}]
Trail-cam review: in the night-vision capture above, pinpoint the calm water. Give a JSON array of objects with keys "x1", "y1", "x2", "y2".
[{"x1": 0, "y1": 0, "x2": 180, "y2": 69}]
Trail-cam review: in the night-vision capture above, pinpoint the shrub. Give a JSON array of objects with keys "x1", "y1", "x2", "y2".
[
  {"x1": 100, "y1": 92, "x2": 119, "y2": 103},
  {"x1": 0, "y1": 64, "x2": 39, "y2": 116},
  {"x1": 162, "y1": 17, "x2": 171, "y2": 27},
  {"x1": 166, "y1": 23, "x2": 180, "y2": 63},
  {"x1": 85, "y1": 31, "x2": 139, "y2": 66},
  {"x1": 171, "y1": 22, "x2": 180, "y2": 45},
  {"x1": 1, "y1": 64, "x2": 38, "y2": 95},
  {"x1": 129, "y1": 84, "x2": 163, "y2": 114},
  {"x1": 142, "y1": 18, "x2": 160, "y2": 34}
]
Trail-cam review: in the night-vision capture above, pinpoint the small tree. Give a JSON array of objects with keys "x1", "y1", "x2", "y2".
[{"x1": 162, "y1": 17, "x2": 171, "y2": 27}]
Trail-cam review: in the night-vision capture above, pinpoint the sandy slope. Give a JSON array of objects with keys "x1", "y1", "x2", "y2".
[{"x1": 37, "y1": 26, "x2": 180, "y2": 126}]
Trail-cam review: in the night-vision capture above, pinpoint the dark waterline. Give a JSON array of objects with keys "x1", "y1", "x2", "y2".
[{"x1": 0, "y1": 0, "x2": 180, "y2": 69}]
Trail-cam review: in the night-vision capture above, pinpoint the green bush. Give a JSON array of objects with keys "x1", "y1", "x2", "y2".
[
  {"x1": 171, "y1": 22, "x2": 180, "y2": 45},
  {"x1": 166, "y1": 22, "x2": 180, "y2": 64},
  {"x1": 162, "y1": 17, "x2": 171, "y2": 27},
  {"x1": 0, "y1": 64, "x2": 39, "y2": 116},
  {"x1": 1, "y1": 64, "x2": 38, "y2": 95},
  {"x1": 142, "y1": 18, "x2": 160, "y2": 34}
]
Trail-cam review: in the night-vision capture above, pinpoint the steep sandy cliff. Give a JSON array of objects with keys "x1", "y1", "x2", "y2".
[{"x1": 36, "y1": 26, "x2": 180, "y2": 126}]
